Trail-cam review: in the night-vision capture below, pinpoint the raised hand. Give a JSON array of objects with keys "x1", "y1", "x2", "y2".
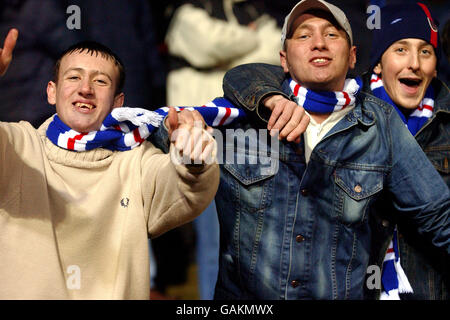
[{"x1": 0, "y1": 29, "x2": 18, "y2": 77}]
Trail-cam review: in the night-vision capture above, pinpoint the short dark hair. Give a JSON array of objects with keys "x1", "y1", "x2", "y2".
[{"x1": 53, "y1": 41, "x2": 125, "y2": 95}]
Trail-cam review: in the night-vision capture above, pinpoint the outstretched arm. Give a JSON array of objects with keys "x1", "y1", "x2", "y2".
[
  {"x1": 0, "y1": 29, "x2": 18, "y2": 77},
  {"x1": 144, "y1": 108, "x2": 219, "y2": 238}
]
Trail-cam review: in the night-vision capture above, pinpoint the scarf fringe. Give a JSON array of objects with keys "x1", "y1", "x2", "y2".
[
  {"x1": 108, "y1": 108, "x2": 164, "y2": 128},
  {"x1": 395, "y1": 259, "x2": 414, "y2": 294}
]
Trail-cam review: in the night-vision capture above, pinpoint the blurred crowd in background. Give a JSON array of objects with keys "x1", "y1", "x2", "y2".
[{"x1": 0, "y1": 0, "x2": 448, "y2": 299}]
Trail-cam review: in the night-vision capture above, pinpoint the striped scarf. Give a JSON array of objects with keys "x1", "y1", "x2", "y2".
[
  {"x1": 380, "y1": 227, "x2": 414, "y2": 300},
  {"x1": 46, "y1": 97, "x2": 245, "y2": 152},
  {"x1": 47, "y1": 78, "x2": 364, "y2": 151},
  {"x1": 370, "y1": 73, "x2": 435, "y2": 300},
  {"x1": 288, "y1": 77, "x2": 362, "y2": 113}
]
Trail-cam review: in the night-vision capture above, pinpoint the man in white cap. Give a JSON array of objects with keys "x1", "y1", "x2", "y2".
[
  {"x1": 210, "y1": 0, "x2": 449, "y2": 300},
  {"x1": 222, "y1": 0, "x2": 450, "y2": 300}
]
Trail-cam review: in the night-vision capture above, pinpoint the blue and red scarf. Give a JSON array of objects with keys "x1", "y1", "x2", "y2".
[
  {"x1": 370, "y1": 73, "x2": 436, "y2": 299},
  {"x1": 47, "y1": 78, "x2": 363, "y2": 152},
  {"x1": 289, "y1": 77, "x2": 362, "y2": 113},
  {"x1": 46, "y1": 97, "x2": 245, "y2": 152}
]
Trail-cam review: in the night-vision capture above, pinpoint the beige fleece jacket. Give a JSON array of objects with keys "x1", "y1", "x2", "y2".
[{"x1": 0, "y1": 117, "x2": 219, "y2": 299}]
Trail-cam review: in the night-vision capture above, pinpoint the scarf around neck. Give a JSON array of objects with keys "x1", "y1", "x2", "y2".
[
  {"x1": 370, "y1": 73, "x2": 434, "y2": 136},
  {"x1": 288, "y1": 77, "x2": 362, "y2": 113},
  {"x1": 46, "y1": 98, "x2": 246, "y2": 152},
  {"x1": 47, "y1": 77, "x2": 365, "y2": 152},
  {"x1": 370, "y1": 73, "x2": 437, "y2": 299}
]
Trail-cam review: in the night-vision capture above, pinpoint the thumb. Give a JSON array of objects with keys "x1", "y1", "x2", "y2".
[
  {"x1": 166, "y1": 107, "x2": 178, "y2": 137},
  {"x1": 0, "y1": 28, "x2": 18, "y2": 76}
]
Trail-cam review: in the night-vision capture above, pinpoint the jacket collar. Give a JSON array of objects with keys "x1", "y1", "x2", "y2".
[{"x1": 431, "y1": 78, "x2": 450, "y2": 114}]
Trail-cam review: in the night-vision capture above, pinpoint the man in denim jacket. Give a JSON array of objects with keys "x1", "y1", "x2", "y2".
[{"x1": 212, "y1": 0, "x2": 449, "y2": 299}]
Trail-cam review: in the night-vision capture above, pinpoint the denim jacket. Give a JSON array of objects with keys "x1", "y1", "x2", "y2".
[{"x1": 214, "y1": 64, "x2": 450, "y2": 299}]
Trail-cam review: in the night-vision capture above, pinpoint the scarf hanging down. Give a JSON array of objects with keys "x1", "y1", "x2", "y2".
[
  {"x1": 371, "y1": 73, "x2": 436, "y2": 300},
  {"x1": 370, "y1": 74, "x2": 434, "y2": 136},
  {"x1": 288, "y1": 77, "x2": 362, "y2": 113},
  {"x1": 46, "y1": 97, "x2": 246, "y2": 152},
  {"x1": 380, "y1": 227, "x2": 414, "y2": 300}
]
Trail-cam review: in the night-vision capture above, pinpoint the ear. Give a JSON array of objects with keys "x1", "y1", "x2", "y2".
[
  {"x1": 373, "y1": 62, "x2": 382, "y2": 75},
  {"x1": 348, "y1": 46, "x2": 357, "y2": 69},
  {"x1": 47, "y1": 81, "x2": 56, "y2": 105},
  {"x1": 280, "y1": 50, "x2": 289, "y2": 73},
  {"x1": 112, "y1": 92, "x2": 125, "y2": 109}
]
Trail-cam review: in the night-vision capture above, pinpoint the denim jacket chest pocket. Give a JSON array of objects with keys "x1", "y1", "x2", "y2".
[
  {"x1": 333, "y1": 167, "x2": 384, "y2": 226},
  {"x1": 222, "y1": 162, "x2": 275, "y2": 213}
]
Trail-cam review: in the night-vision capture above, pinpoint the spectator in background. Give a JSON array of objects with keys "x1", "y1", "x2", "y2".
[
  {"x1": 0, "y1": 0, "x2": 82, "y2": 127},
  {"x1": 66, "y1": 0, "x2": 166, "y2": 109},
  {"x1": 164, "y1": 0, "x2": 281, "y2": 299},
  {"x1": 165, "y1": 0, "x2": 281, "y2": 106},
  {"x1": 444, "y1": 19, "x2": 450, "y2": 63}
]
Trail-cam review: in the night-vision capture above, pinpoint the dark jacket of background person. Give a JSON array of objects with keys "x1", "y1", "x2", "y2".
[
  {"x1": 0, "y1": 0, "x2": 81, "y2": 127},
  {"x1": 66, "y1": 0, "x2": 166, "y2": 109}
]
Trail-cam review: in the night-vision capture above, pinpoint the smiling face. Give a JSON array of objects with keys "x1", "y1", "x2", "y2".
[
  {"x1": 373, "y1": 38, "x2": 437, "y2": 109},
  {"x1": 280, "y1": 10, "x2": 356, "y2": 92},
  {"x1": 47, "y1": 50, "x2": 124, "y2": 133}
]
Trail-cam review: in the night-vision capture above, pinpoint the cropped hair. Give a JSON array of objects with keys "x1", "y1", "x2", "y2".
[{"x1": 53, "y1": 41, "x2": 125, "y2": 95}]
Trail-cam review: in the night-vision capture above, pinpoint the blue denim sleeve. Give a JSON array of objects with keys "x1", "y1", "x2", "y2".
[
  {"x1": 387, "y1": 110, "x2": 450, "y2": 254},
  {"x1": 148, "y1": 117, "x2": 170, "y2": 154},
  {"x1": 222, "y1": 63, "x2": 288, "y2": 121}
]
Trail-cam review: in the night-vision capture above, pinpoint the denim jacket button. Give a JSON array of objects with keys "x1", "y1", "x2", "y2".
[
  {"x1": 291, "y1": 280, "x2": 300, "y2": 288},
  {"x1": 301, "y1": 189, "x2": 308, "y2": 196},
  {"x1": 354, "y1": 184, "x2": 362, "y2": 193},
  {"x1": 296, "y1": 235, "x2": 305, "y2": 243}
]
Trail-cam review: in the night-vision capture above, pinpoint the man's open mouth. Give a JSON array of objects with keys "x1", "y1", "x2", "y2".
[
  {"x1": 399, "y1": 78, "x2": 422, "y2": 88},
  {"x1": 74, "y1": 102, "x2": 96, "y2": 110},
  {"x1": 310, "y1": 57, "x2": 331, "y2": 65}
]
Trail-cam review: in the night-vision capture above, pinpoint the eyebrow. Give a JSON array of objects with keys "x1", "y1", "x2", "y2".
[
  {"x1": 63, "y1": 68, "x2": 113, "y2": 82},
  {"x1": 395, "y1": 40, "x2": 432, "y2": 47}
]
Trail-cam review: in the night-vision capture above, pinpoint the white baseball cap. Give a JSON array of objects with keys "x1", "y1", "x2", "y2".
[{"x1": 281, "y1": 0, "x2": 353, "y2": 49}]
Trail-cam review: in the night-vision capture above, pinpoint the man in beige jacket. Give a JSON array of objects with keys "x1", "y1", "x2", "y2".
[{"x1": 0, "y1": 29, "x2": 219, "y2": 299}]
